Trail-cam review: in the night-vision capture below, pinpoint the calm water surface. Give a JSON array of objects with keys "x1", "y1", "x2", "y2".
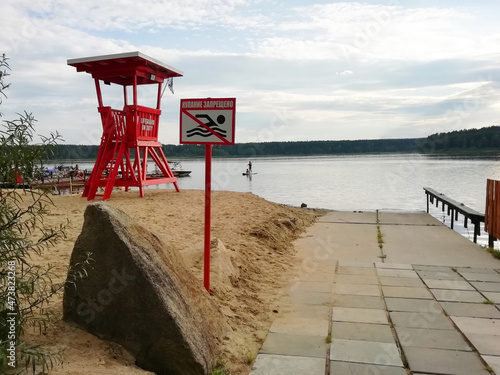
[
  {"x1": 157, "y1": 154, "x2": 500, "y2": 211},
  {"x1": 66, "y1": 154, "x2": 500, "y2": 247}
]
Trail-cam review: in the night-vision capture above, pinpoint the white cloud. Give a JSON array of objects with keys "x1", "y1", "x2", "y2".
[
  {"x1": 337, "y1": 70, "x2": 354, "y2": 76},
  {"x1": 11, "y1": 0, "x2": 260, "y2": 31},
  {"x1": 253, "y1": 37, "x2": 345, "y2": 60},
  {"x1": 254, "y1": 3, "x2": 490, "y2": 63}
]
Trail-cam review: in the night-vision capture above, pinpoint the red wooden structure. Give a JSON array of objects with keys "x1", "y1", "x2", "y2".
[
  {"x1": 485, "y1": 179, "x2": 500, "y2": 244},
  {"x1": 68, "y1": 52, "x2": 183, "y2": 200}
]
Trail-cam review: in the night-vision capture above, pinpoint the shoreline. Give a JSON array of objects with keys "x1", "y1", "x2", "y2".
[{"x1": 45, "y1": 150, "x2": 500, "y2": 164}]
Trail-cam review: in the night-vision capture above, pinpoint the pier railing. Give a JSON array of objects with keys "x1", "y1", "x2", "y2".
[{"x1": 423, "y1": 187, "x2": 495, "y2": 245}]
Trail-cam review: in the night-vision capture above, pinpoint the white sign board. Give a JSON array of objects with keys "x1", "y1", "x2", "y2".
[{"x1": 180, "y1": 98, "x2": 235, "y2": 145}]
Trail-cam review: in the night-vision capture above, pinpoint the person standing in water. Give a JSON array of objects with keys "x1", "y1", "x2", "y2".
[{"x1": 248, "y1": 161, "x2": 252, "y2": 173}]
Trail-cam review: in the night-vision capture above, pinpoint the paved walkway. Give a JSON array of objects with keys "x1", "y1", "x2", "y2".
[{"x1": 250, "y1": 211, "x2": 500, "y2": 375}]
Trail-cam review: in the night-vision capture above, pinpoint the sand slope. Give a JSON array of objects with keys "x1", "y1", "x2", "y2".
[{"x1": 21, "y1": 189, "x2": 320, "y2": 375}]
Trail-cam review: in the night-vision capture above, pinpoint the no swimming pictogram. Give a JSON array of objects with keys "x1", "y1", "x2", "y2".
[{"x1": 180, "y1": 98, "x2": 236, "y2": 145}]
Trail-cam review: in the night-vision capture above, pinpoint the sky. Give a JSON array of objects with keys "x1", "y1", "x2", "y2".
[{"x1": 1, "y1": 0, "x2": 500, "y2": 146}]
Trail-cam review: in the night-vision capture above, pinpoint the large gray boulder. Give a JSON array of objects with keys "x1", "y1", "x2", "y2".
[{"x1": 63, "y1": 202, "x2": 224, "y2": 375}]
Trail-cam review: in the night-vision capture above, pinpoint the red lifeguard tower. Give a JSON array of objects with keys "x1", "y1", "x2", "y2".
[{"x1": 67, "y1": 51, "x2": 183, "y2": 200}]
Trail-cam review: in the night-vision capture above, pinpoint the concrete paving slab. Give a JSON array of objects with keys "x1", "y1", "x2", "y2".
[
  {"x1": 466, "y1": 334, "x2": 500, "y2": 355},
  {"x1": 294, "y1": 222, "x2": 380, "y2": 263},
  {"x1": 483, "y1": 291, "x2": 500, "y2": 303},
  {"x1": 403, "y1": 347, "x2": 490, "y2": 375},
  {"x1": 395, "y1": 326, "x2": 471, "y2": 351},
  {"x1": 440, "y1": 301, "x2": 500, "y2": 319},
  {"x1": 330, "y1": 339, "x2": 403, "y2": 367},
  {"x1": 423, "y1": 278, "x2": 475, "y2": 290},
  {"x1": 431, "y1": 289, "x2": 486, "y2": 303},
  {"x1": 417, "y1": 270, "x2": 463, "y2": 280},
  {"x1": 332, "y1": 307, "x2": 388, "y2": 324},
  {"x1": 286, "y1": 303, "x2": 331, "y2": 320},
  {"x1": 331, "y1": 321, "x2": 395, "y2": 343},
  {"x1": 389, "y1": 311, "x2": 455, "y2": 330},
  {"x1": 318, "y1": 211, "x2": 376, "y2": 224},
  {"x1": 382, "y1": 286, "x2": 433, "y2": 299},
  {"x1": 375, "y1": 262, "x2": 413, "y2": 269},
  {"x1": 378, "y1": 212, "x2": 440, "y2": 225},
  {"x1": 385, "y1": 297, "x2": 442, "y2": 313},
  {"x1": 460, "y1": 272, "x2": 500, "y2": 282},
  {"x1": 288, "y1": 290, "x2": 331, "y2": 306},
  {"x1": 330, "y1": 361, "x2": 407, "y2": 375},
  {"x1": 337, "y1": 266, "x2": 377, "y2": 276},
  {"x1": 290, "y1": 280, "x2": 333, "y2": 293},
  {"x1": 335, "y1": 274, "x2": 378, "y2": 284},
  {"x1": 259, "y1": 332, "x2": 326, "y2": 358},
  {"x1": 481, "y1": 355, "x2": 500, "y2": 375},
  {"x1": 338, "y1": 261, "x2": 374, "y2": 268},
  {"x1": 250, "y1": 354, "x2": 325, "y2": 375},
  {"x1": 413, "y1": 265, "x2": 453, "y2": 272},
  {"x1": 293, "y1": 272, "x2": 336, "y2": 284},
  {"x1": 334, "y1": 283, "x2": 381, "y2": 296},
  {"x1": 332, "y1": 295, "x2": 385, "y2": 309},
  {"x1": 293, "y1": 263, "x2": 336, "y2": 283},
  {"x1": 456, "y1": 268, "x2": 499, "y2": 274},
  {"x1": 377, "y1": 269, "x2": 419, "y2": 278},
  {"x1": 451, "y1": 317, "x2": 500, "y2": 336},
  {"x1": 379, "y1": 276, "x2": 425, "y2": 287},
  {"x1": 471, "y1": 281, "x2": 500, "y2": 292},
  {"x1": 269, "y1": 316, "x2": 329, "y2": 336},
  {"x1": 381, "y1": 222, "x2": 499, "y2": 267}
]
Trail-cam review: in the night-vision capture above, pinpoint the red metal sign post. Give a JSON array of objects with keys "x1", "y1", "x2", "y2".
[
  {"x1": 180, "y1": 98, "x2": 236, "y2": 293},
  {"x1": 204, "y1": 145, "x2": 212, "y2": 293}
]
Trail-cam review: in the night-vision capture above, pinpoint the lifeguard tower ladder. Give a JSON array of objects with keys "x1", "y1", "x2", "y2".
[{"x1": 68, "y1": 51, "x2": 183, "y2": 200}]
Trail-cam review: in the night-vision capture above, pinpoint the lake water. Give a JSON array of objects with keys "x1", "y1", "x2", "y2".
[{"x1": 60, "y1": 154, "x2": 500, "y2": 248}]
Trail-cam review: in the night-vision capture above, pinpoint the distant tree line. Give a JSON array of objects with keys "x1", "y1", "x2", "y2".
[
  {"x1": 426, "y1": 126, "x2": 500, "y2": 152},
  {"x1": 46, "y1": 126, "x2": 500, "y2": 160}
]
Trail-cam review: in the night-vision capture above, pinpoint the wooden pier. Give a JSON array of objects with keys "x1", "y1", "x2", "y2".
[{"x1": 424, "y1": 187, "x2": 496, "y2": 246}]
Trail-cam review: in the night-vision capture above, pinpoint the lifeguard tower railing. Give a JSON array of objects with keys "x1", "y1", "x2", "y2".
[{"x1": 68, "y1": 52, "x2": 183, "y2": 200}]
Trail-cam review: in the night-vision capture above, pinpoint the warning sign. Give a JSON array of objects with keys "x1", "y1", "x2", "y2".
[{"x1": 180, "y1": 98, "x2": 236, "y2": 145}]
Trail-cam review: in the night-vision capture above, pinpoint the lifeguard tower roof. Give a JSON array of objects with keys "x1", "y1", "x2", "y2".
[{"x1": 67, "y1": 51, "x2": 183, "y2": 86}]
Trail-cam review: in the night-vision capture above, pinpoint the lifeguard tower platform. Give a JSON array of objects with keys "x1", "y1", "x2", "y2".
[{"x1": 68, "y1": 51, "x2": 183, "y2": 200}]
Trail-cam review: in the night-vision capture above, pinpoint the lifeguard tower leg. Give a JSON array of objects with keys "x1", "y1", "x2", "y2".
[
  {"x1": 123, "y1": 149, "x2": 135, "y2": 192},
  {"x1": 157, "y1": 147, "x2": 180, "y2": 192},
  {"x1": 142, "y1": 147, "x2": 148, "y2": 182},
  {"x1": 85, "y1": 139, "x2": 114, "y2": 200},
  {"x1": 102, "y1": 142, "x2": 126, "y2": 200},
  {"x1": 134, "y1": 146, "x2": 145, "y2": 197}
]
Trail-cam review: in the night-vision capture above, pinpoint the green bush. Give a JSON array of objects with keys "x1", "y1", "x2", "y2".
[{"x1": 0, "y1": 53, "x2": 90, "y2": 374}]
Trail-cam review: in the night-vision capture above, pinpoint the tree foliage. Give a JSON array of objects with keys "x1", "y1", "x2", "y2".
[{"x1": 427, "y1": 126, "x2": 500, "y2": 152}]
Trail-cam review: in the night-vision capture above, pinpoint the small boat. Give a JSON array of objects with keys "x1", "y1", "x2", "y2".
[
  {"x1": 242, "y1": 172, "x2": 257, "y2": 176},
  {"x1": 174, "y1": 170, "x2": 191, "y2": 177},
  {"x1": 170, "y1": 162, "x2": 191, "y2": 177}
]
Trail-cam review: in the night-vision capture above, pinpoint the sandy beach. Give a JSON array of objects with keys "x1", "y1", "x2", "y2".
[{"x1": 21, "y1": 189, "x2": 322, "y2": 374}]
